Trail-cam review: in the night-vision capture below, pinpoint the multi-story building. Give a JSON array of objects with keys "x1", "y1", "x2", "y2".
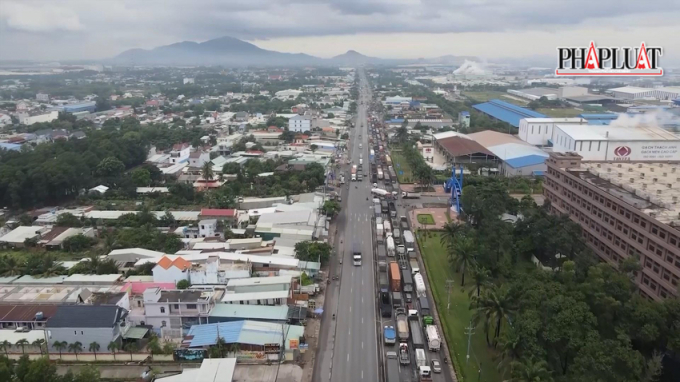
[
  {"x1": 288, "y1": 115, "x2": 312, "y2": 132},
  {"x1": 138, "y1": 287, "x2": 220, "y2": 338},
  {"x1": 544, "y1": 152, "x2": 680, "y2": 300}
]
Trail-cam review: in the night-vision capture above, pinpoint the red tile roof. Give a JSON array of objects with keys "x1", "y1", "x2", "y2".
[
  {"x1": 200, "y1": 208, "x2": 237, "y2": 217},
  {"x1": 156, "y1": 256, "x2": 191, "y2": 271}
]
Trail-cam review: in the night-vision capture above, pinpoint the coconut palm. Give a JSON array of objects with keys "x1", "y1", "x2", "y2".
[
  {"x1": 202, "y1": 161, "x2": 214, "y2": 181},
  {"x1": 107, "y1": 341, "x2": 120, "y2": 360},
  {"x1": 2, "y1": 256, "x2": 23, "y2": 276},
  {"x1": 468, "y1": 265, "x2": 492, "y2": 299},
  {"x1": 496, "y1": 330, "x2": 521, "y2": 376},
  {"x1": 448, "y1": 237, "x2": 478, "y2": 286},
  {"x1": 15, "y1": 339, "x2": 29, "y2": 354},
  {"x1": 470, "y1": 285, "x2": 515, "y2": 347},
  {"x1": 68, "y1": 341, "x2": 83, "y2": 360},
  {"x1": 89, "y1": 342, "x2": 100, "y2": 360},
  {"x1": 508, "y1": 357, "x2": 553, "y2": 382},
  {"x1": 440, "y1": 221, "x2": 466, "y2": 248},
  {"x1": 53, "y1": 341, "x2": 68, "y2": 359},
  {"x1": 124, "y1": 342, "x2": 138, "y2": 361},
  {"x1": 0, "y1": 340, "x2": 11, "y2": 356},
  {"x1": 215, "y1": 336, "x2": 227, "y2": 358},
  {"x1": 32, "y1": 339, "x2": 45, "y2": 355}
]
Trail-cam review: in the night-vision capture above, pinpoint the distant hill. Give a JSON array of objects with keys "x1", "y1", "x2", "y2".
[{"x1": 111, "y1": 36, "x2": 481, "y2": 67}]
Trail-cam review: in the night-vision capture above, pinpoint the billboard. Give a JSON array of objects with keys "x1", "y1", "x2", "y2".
[{"x1": 608, "y1": 142, "x2": 680, "y2": 161}]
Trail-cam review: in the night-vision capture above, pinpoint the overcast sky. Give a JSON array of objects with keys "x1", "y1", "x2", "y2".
[{"x1": 1, "y1": 0, "x2": 679, "y2": 63}]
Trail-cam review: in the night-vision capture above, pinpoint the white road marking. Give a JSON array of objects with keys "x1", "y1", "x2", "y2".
[
  {"x1": 362, "y1": 296, "x2": 364, "y2": 304},
  {"x1": 362, "y1": 341, "x2": 364, "y2": 349},
  {"x1": 362, "y1": 370, "x2": 364, "y2": 379},
  {"x1": 362, "y1": 317, "x2": 364, "y2": 324},
  {"x1": 350, "y1": 306, "x2": 352, "y2": 313},
  {"x1": 347, "y1": 353, "x2": 350, "y2": 362}
]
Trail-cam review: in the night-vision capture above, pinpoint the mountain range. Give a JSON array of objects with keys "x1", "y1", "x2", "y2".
[{"x1": 111, "y1": 36, "x2": 477, "y2": 67}]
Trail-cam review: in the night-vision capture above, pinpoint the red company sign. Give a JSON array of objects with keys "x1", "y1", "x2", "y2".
[
  {"x1": 613, "y1": 146, "x2": 632, "y2": 161},
  {"x1": 556, "y1": 41, "x2": 663, "y2": 76}
]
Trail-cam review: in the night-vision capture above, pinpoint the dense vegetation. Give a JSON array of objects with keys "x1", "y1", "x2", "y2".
[
  {"x1": 0, "y1": 116, "x2": 209, "y2": 210},
  {"x1": 0, "y1": 355, "x2": 100, "y2": 382},
  {"x1": 439, "y1": 178, "x2": 680, "y2": 382}
]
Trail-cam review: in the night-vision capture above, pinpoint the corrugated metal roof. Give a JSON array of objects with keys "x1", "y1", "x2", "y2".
[
  {"x1": 437, "y1": 136, "x2": 494, "y2": 158},
  {"x1": 504, "y1": 155, "x2": 549, "y2": 169},
  {"x1": 473, "y1": 99, "x2": 546, "y2": 127},
  {"x1": 47, "y1": 305, "x2": 125, "y2": 328},
  {"x1": 486, "y1": 143, "x2": 549, "y2": 161},
  {"x1": 221, "y1": 290, "x2": 289, "y2": 303},
  {"x1": 0, "y1": 304, "x2": 58, "y2": 322},
  {"x1": 467, "y1": 130, "x2": 529, "y2": 148}
]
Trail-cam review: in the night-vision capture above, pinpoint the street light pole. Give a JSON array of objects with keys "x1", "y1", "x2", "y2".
[
  {"x1": 465, "y1": 320, "x2": 475, "y2": 365},
  {"x1": 445, "y1": 279, "x2": 455, "y2": 311}
]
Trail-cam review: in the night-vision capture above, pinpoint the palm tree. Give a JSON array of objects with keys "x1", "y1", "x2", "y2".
[
  {"x1": 215, "y1": 336, "x2": 227, "y2": 358},
  {"x1": 89, "y1": 342, "x2": 100, "y2": 360},
  {"x1": 229, "y1": 343, "x2": 240, "y2": 358},
  {"x1": 440, "y1": 221, "x2": 466, "y2": 248},
  {"x1": 496, "y1": 330, "x2": 521, "y2": 376},
  {"x1": 2, "y1": 256, "x2": 23, "y2": 276},
  {"x1": 107, "y1": 341, "x2": 120, "y2": 360},
  {"x1": 53, "y1": 341, "x2": 67, "y2": 359},
  {"x1": 470, "y1": 286, "x2": 515, "y2": 346},
  {"x1": 68, "y1": 341, "x2": 83, "y2": 360},
  {"x1": 0, "y1": 340, "x2": 11, "y2": 356},
  {"x1": 15, "y1": 339, "x2": 29, "y2": 354},
  {"x1": 508, "y1": 357, "x2": 553, "y2": 382},
  {"x1": 448, "y1": 237, "x2": 478, "y2": 286},
  {"x1": 124, "y1": 342, "x2": 138, "y2": 361},
  {"x1": 32, "y1": 339, "x2": 45, "y2": 355},
  {"x1": 202, "y1": 161, "x2": 214, "y2": 181},
  {"x1": 468, "y1": 265, "x2": 492, "y2": 299}
]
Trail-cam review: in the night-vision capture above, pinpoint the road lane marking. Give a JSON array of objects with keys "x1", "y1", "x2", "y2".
[
  {"x1": 362, "y1": 341, "x2": 364, "y2": 349},
  {"x1": 347, "y1": 353, "x2": 350, "y2": 362},
  {"x1": 362, "y1": 317, "x2": 364, "y2": 324},
  {"x1": 350, "y1": 306, "x2": 352, "y2": 313},
  {"x1": 362, "y1": 371, "x2": 364, "y2": 379}
]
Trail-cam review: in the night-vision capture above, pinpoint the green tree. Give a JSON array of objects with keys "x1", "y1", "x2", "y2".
[
  {"x1": 202, "y1": 161, "x2": 214, "y2": 181},
  {"x1": 176, "y1": 279, "x2": 190, "y2": 289},
  {"x1": 96, "y1": 156, "x2": 125, "y2": 177},
  {"x1": 31, "y1": 339, "x2": 45, "y2": 355},
  {"x1": 18, "y1": 213, "x2": 34, "y2": 225},
  {"x1": 322, "y1": 200, "x2": 341, "y2": 217},
  {"x1": 470, "y1": 285, "x2": 515, "y2": 346},
  {"x1": 0, "y1": 340, "x2": 11, "y2": 356},
  {"x1": 62, "y1": 234, "x2": 96, "y2": 252},
  {"x1": 56, "y1": 212, "x2": 83, "y2": 227},
  {"x1": 53, "y1": 341, "x2": 68, "y2": 359},
  {"x1": 469, "y1": 265, "x2": 492, "y2": 299},
  {"x1": 107, "y1": 341, "x2": 119, "y2": 360},
  {"x1": 124, "y1": 342, "x2": 138, "y2": 361},
  {"x1": 131, "y1": 168, "x2": 152, "y2": 187},
  {"x1": 89, "y1": 341, "x2": 100, "y2": 360},
  {"x1": 68, "y1": 341, "x2": 83, "y2": 360},
  {"x1": 448, "y1": 237, "x2": 477, "y2": 286},
  {"x1": 294, "y1": 241, "x2": 332, "y2": 264},
  {"x1": 509, "y1": 357, "x2": 553, "y2": 382},
  {"x1": 310, "y1": 144, "x2": 318, "y2": 154}
]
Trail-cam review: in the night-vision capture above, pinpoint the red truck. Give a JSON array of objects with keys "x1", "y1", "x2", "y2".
[{"x1": 389, "y1": 262, "x2": 401, "y2": 292}]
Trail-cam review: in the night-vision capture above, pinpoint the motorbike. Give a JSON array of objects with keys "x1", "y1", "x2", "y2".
[{"x1": 332, "y1": 314, "x2": 336, "y2": 320}]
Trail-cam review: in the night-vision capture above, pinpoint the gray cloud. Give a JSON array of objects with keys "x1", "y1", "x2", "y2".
[{"x1": 0, "y1": 0, "x2": 678, "y2": 60}]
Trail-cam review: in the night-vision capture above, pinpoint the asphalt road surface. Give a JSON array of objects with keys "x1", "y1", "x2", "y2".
[{"x1": 313, "y1": 69, "x2": 379, "y2": 382}]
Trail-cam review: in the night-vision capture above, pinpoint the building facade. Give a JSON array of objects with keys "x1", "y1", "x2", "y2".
[
  {"x1": 288, "y1": 115, "x2": 312, "y2": 132},
  {"x1": 544, "y1": 152, "x2": 680, "y2": 301}
]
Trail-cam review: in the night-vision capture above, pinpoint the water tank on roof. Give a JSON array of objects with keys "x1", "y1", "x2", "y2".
[{"x1": 35, "y1": 312, "x2": 44, "y2": 320}]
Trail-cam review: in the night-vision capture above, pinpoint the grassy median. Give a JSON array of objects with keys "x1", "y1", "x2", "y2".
[{"x1": 417, "y1": 232, "x2": 501, "y2": 382}]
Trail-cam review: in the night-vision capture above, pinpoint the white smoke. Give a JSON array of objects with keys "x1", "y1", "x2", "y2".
[
  {"x1": 453, "y1": 60, "x2": 488, "y2": 75},
  {"x1": 608, "y1": 109, "x2": 679, "y2": 131}
]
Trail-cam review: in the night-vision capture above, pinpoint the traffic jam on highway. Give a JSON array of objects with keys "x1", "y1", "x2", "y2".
[{"x1": 350, "y1": 97, "x2": 443, "y2": 382}]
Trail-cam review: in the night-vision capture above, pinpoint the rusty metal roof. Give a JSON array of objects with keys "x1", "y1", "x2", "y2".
[
  {"x1": 0, "y1": 304, "x2": 58, "y2": 322},
  {"x1": 437, "y1": 136, "x2": 494, "y2": 157}
]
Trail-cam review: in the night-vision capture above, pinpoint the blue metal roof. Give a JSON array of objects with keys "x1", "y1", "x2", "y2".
[
  {"x1": 0, "y1": 143, "x2": 21, "y2": 151},
  {"x1": 504, "y1": 155, "x2": 548, "y2": 169},
  {"x1": 386, "y1": 119, "x2": 404, "y2": 123},
  {"x1": 472, "y1": 99, "x2": 545, "y2": 127},
  {"x1": 460, "y1": 111, "x2": 470, "y2": 116},
  {"x1": 674, "y1": 99, "x2": 680, "y2": 106},
  {"x1": 185, "y1": 321, "x2": 244, "y2": 347},
  {"x1": 532, "y1": 170, "x2": 545, "y2": 176},
  {"x1": 579, "y1": 113, "x2": 618, "y2": 120}
]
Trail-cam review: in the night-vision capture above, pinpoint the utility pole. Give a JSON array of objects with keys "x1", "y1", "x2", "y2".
[
  {"x1": 445, "y1": 279, "x2": 455, "y2": 311},
  {"x1": 465, "y1": 320, "x2": 475, "y2": 365}
]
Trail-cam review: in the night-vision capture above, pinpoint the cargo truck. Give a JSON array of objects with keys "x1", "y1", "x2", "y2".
[
  {"x1": 388, "y1": 202, "x2": 397, "y2": 218},
  {"x1": 378, "y1": 245, "x2": 387, "y2": 262},
  {"x1": 402, "y1": 192, "x2": 421, "y2": 199},
  {"x1": 395, "y1": 308, "x2": 409, "y2": 341},
  {"x1": 392, "y1": 228, "x2": 401, "y2": 244},
  {"x1": 418, "y1": 296, "x2": 431, "y2": 316},
  {"x1": 416, "y1": 348, "x2": 427, "y2": 367},
  {"x1": 400, "y1": 216, "x2": 409, "y2": 230},
  {"x1": 426, "y1": 325, "x2": 441, "y2": 351},
  {"x1": 398, "y1": 343, "x2": 410, "y2": 365},
  {"x1": 386, "y1": 352, "x2": 400, "y2": 382},
  {"x1": 380, "y1": 290, "x2": 392, "y2": 318},
  {"x1": 384, "y1": 220, "x2": 392, "y2": 235},
  {"x1": 415, "y1": 273, "x2": 426, "y2": 297},
  {"x1": 378, "y1": 167, "x2": 384, "y2": 180},
  {"x1": 379, "y1": 272, "x2": 389, "y2": 290},
  {"x1": 419, "y1": 366, "x2": 433, "y2": 381},
  {"x1": 410, "y1": 318, "x2": 425, "y2": 349},
  {"x1": 403, "y1": 230, "x2": 415, "y2": 249},
  {"x1": 374, "y1": 204, "x2": 382, "y2": 217},
  {"x1": 351, "y1": 165, "x2": 357, "y2": 181},
  {"x1": 389, "y1": 262, "x2": 401, "y2": 292},
  {"x1": 381, "y1": 200, "x2": 388, "y2": 213},
  {"x1": 402, "y1": 271, "x2": 414, "y2": 302},
  {"x1": 384, "y1": 326, "x2": 396, "y2": 345},
  {"x1": 386, "y1": 236, "x2": 396, "y2": 257},
  {"x1": 410, "y1": 258, "x2": 420, "y2": 274},
  {"x1": 376, "y1": 223, "x2": 384, "y2": 242},
  {"x1": 392, "y1": 291, "x2": 402, "y2": 308}
]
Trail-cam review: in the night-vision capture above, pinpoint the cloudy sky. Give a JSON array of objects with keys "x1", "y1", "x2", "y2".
[{"x1": 1, "y1": 0, "x2": 679, "y2": 63}]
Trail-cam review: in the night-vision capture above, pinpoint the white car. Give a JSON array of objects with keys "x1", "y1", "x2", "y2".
[
  {"x1": 373, "y1": 183, "x2": 378, "y2": 187},
  {"x1": 431, "y1": 359, "x2": 442, "y2": 373}
]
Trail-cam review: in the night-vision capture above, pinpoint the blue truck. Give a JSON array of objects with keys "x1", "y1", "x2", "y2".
[{"x1": 383, "y1": 325, "x2": 396, "y2": 345}]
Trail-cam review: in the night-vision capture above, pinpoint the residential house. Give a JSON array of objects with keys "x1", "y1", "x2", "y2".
[
  {"x1": 47, "y1": 305, "x2": 129, "y2": 351},
  {"x1": 140, "y1": 288, "x2": 219, "y2": 338},
  {"x1": 189, "y1": 151, "x2": 210, "y2": 168},
  {"x1": 199, "y1": 209, "x2": 238, "y2": 227},
  {"x1": 152, "y1": 256, "x2": 192, "y2": 284},
  {"x1": 0, "y1": 304, "x2": 57, "y2": 330},
  {"x1": 188, "y1": 256, "x2": 251, "y2": 285},
  {"x1": 234, "y1": 112, "x2": 249, "y2": 122},
  {"x1": 170, "y1": 143, "x2": 192, "y2": 164}
]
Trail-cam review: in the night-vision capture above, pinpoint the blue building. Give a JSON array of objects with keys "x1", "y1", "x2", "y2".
[
  {"x1": 472, "y1": 99, "x2": 546, "y2": 128},
  {"x1": 578, "y1": 113, "x2": 619, "y2": 125},
  {"x1": 61, "y1": 101, "x2": 96, "y2": 113},
  {"x1": 0, "y1": 142, "x2": 22, "y2": 151}
]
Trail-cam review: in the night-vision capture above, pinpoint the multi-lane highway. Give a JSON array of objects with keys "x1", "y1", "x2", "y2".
[{"x1": 313, "y1": 69, "x2": 379, "y2": 382}]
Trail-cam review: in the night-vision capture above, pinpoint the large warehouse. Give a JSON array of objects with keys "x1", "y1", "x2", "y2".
[
  {"x1": 609, "y1": 86, "x2": 680, "y2": 101},
  {"x1": 551, "y1": 124, "x2": 680, "y2": 161},
  {"x1": 468, "y1": 130, "x2": 549, "y2": 176},
  {"x1": 472, "y1": 99, "x2": 546, "y2": 128}
]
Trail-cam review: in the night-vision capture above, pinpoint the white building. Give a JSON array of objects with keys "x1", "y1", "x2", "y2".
[
  {"x1": 152, "y1": 256, "x2": 191, "y2": 284},
  {"x1": 220, "y1": 290, "x2": 290, "y2": 306},
  {"x1": 551, "y1": 124, "x2": 680, "y2": 161},
  {"x1": 289, "y1": 115, "x2": 312, "y2": 132},
  {"x1": 36, "y1": 93, "x2": 49, "y2": 102},
  {"x1": 274, "y1": 89, "x2": 302, "y2": 100},
  {"x1": 198, "y1": 219, "x2": 218, "y2": 238},
  {"x1": 18, "y1": 111, "x2": 59, "y2": 126},
  {"x1": 183, "y1": 78, "x2": 195, "y2": 85},
  {"x1": 558, "y1": 86, "x2": 589, "y2": 99},
  {"x1": 170, "y1": 143, "x2": 192, "y2": 164},
  {"x1": 609, "y1": 86, "x2": 680, "y2": 101},
  {"x1": 140, "y1": 287, "x2": 216, "y2": 338},
  {"x1": 188, "y1": 151, "x2": 210, "y2": 168},
  {"x1": 518, "y1": 118, "x2": 588, "y2": 146},
  {"x1": 188, "y1": 256, "x2": 251, "y2": 285}
]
